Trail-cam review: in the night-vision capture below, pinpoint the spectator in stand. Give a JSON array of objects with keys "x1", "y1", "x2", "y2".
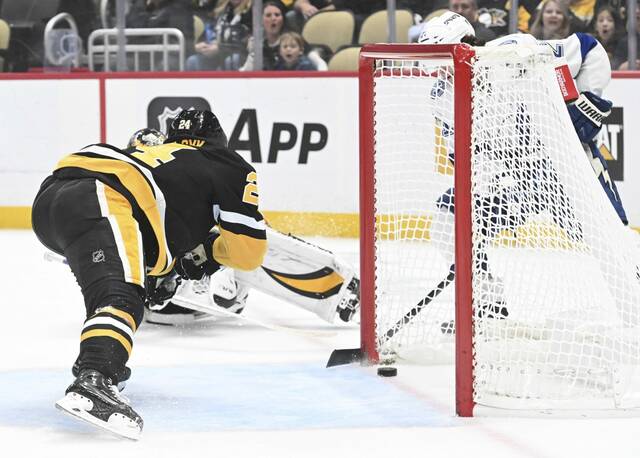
[
  {"x1": 273, "y1": 31, "x2": 317, "y2": 70},
  {"x1": 474, "y1": 0, "x2": 540, "y2": 37},
  {"x1": 450, "y1": 0, "x2": 497, "y2": 42},
  {"x1": 214, "y1": 0, "x2": 254, "y2": 70},
  {"x1": 529, "y1": 0, "x2": 589, "y2": 34},
  {"x1": 186, "y1": 0, "x2": 253, "y2": 71},
  {"x1": 592, "y1": 0, "x2": 626, "y2": 22},
  {"x1": 612, "y1": 1, "x2": 640, "y2": 69},
  {"x1": 241, "y1": 0, "x2": 289, "y2": 70},
  {"x1": 568, "y1": 0, "x2": 596, "y2": 28},
  {"x1": 530, "y1": 0, "x2": 578, "y2": 40},
  {"x1": 186, "y1": 4, "x2": 220, "y2": 70},
  {"x1": 126, "y1": 0, "x2": 196, "y2": 69},
  {"x1": 288, "y1": 0, "x2": 335, "y2": 32},
  {"x1": 590, "y1": 5, "x2": 623, "y2": 64}
]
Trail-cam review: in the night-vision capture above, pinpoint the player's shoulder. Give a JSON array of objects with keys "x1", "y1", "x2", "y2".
[
  {"x1": 486, "y1": 33, "x2": 538, "y2": 47},
  {"x1": 202, "y1": 143, "x2": 255, "y2": 173},
  {"x1": 76, "y1": 142, "x2": 126, "y2": 156}
]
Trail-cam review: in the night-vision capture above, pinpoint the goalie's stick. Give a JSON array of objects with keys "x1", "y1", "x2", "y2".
[
  {"x1": 326, "y1": 264, "x2": 456, "y2": 367},
  {"x1": 44, "y1": 251, "x2": 337, "y2": 339}
]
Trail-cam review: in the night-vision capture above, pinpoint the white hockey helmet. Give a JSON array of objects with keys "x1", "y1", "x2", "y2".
[{"x1": 418, "y1": 11, "x2": 475, "y2": 44}]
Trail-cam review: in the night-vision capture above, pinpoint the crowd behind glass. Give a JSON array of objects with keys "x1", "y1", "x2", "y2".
[{"x1": 2, "y1": 0, "x2": 638, "y2": 72}]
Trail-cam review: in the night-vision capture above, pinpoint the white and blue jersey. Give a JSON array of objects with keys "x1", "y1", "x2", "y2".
[
  {"x1": 487, "y1": 32, "x2": 611, "y2": 96},
  {"x1": 432, "y1": 33, "x2": 627, "y2": 225}
]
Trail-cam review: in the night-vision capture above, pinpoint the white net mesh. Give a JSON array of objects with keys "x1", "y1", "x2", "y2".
[{"x1": 368, "y1": 46, "x2": 640, "y2": 410}]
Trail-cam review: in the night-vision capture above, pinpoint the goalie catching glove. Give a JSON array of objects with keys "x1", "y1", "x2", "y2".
[
  {"x1": 568, "y1": 91, "x2": 612, "y2": 143},
  {"x1": 175, "y1": 232, "x2": 221, "y2": 280}
]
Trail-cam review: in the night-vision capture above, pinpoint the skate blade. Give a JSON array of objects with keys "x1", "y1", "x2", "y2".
[{"x1": 55, "y1": 394, "x2": 142, "y2": 441}]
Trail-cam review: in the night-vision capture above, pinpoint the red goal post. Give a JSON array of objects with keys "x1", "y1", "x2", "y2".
[{"x1": 359, "y1": 44, "x2": 476, "y2": 416}]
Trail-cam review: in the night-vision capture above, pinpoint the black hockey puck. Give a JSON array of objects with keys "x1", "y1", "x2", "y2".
[{"x1": 377, "y1": 366, "x2": 398, "y2": 377}]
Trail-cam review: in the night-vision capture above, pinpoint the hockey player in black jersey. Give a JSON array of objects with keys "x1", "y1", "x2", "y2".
[{"x1": 31, "y1": 109, "x2": 267, "y2": 440}]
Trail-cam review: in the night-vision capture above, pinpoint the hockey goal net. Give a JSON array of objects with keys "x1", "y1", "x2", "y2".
[{"x1": 359, "y1": 43, "x2": 640, "y2": 415}]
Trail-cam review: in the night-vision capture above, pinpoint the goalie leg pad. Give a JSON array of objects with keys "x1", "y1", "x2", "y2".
[{"x1": 235, "y1": 228, "x2": 359, "y2": 323}]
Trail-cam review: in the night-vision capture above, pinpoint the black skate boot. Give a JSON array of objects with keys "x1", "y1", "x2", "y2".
[{"x1": 55, "y1": 369, "x2": 143, "y2": 440}]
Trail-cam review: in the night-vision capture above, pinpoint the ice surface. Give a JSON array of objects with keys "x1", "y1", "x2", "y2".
[{"x1": 2, "y1": 230, "x2": 640, "y2": 457}]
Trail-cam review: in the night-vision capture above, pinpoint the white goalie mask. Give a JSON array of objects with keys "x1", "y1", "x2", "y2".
[{"x1": 418, "y1": 11, "x2": 475, "y2": 44}]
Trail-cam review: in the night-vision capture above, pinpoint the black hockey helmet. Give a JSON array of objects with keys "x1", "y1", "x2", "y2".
[
  {"x1": 166, "y1": 109, "x2": 227, "y2": 147},
  {"x1": 127, "y1": 128, "x2": 166, "y2": 148}
]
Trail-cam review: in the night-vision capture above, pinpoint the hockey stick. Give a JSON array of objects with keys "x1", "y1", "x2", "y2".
[
  {"x1": 44, "y1": 251, "x2": 337, "y2": 338},
  {"x1": 326, "y1": 264, "x2": 456, "y2": 367}
]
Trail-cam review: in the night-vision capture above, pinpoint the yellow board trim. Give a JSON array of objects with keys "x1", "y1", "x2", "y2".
[
  {"x1": 263, "y1": 211, "x2": 359, "y2": 237},
  {"x1": 0, "y1": 206, "x2": 32, "y2": 228},
  {"x1": 6, "y1": 206, "x2": 640, "y2": 240},
  {"x1": 80, "y1": 329, "x2": 132, "y2": 356}
]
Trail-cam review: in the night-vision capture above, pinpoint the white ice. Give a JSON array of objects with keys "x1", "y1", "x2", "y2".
[{"x1": 2, "y1": 230, "x2": 640, "y2": 457}]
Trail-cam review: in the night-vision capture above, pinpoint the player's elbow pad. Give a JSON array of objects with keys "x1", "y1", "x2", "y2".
[{"x1": 567, "y1": 91, "x2": 612, "y2": 143}]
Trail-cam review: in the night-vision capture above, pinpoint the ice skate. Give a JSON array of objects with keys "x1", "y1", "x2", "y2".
[{"x1": 55, "y1": 369, "x2": 143, "y2": 440}]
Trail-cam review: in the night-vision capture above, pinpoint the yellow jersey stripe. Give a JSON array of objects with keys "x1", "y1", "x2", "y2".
[
  {"x1": 80, "y1": 329, "x2": 133, "y2": 356},
  {"x1": 97, "y1": 306, "x2": 138, "y2": 332},
  {"x1": 215, "y1": 227, "x2": 267, "y2": 271},
  {"x1": 103, "y1": 184, "x2": 144, "y2": 286},
  {"x1": 55, "y1": 154, "x2": 169, "y2": 275}
]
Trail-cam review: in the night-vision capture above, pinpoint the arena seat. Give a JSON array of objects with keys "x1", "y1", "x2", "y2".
[
  {"x1": 358, "y1": 9, "x2": 414, "y2": 44},
  {"x1": 302, "y1": 11, "x2": 355, "y2": 54},
  {"x1": 328, "y1": 46, "x2": 360, "y2": 72},
  {"x1": 0, "y1": 19, "x2": 10, "y2": 71}
]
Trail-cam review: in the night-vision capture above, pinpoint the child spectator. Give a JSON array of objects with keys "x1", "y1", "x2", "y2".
[
  {"x1": 590, "y1": 5, "x2": 623, "y2": 63},
  {"x1": 274, "y1": 32, "x2": 317, "y2": 70},
  {"x1": 530, "y1": 0, "x2": 575, "y2": 40}
]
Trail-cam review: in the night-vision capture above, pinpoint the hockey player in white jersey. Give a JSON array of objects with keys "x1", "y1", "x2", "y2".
[
  {"x1": 419, "y1": 11, "x2": 628, "y2": 225},
  {"x1": 418, "y1": 11, "x2": 630, "y2": 321}
]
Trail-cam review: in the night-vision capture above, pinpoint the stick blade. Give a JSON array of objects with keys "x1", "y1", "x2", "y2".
[{"x1": 326, "y1": 348, "x2": 364, "y2": 367}]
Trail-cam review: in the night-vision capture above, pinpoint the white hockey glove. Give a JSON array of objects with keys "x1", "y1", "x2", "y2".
[{"x1": 568, "y1": 91, "x2": 612, "y2": 143}]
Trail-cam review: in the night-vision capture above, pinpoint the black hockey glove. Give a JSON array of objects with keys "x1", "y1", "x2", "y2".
[
  {"x1": 175, "y1": 232, "x2": 221, "y2": 280},
  {"x1": 568, "y1": 91, "x2": 612, "y2": 144},
  {"x1": 146, "y1": 271, "x2": 182, "y2": 308}
]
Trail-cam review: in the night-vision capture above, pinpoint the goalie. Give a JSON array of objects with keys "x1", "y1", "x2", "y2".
[
  {"x1": 419, "y1": 11, "x2": 628, "y2": 226},
  {"x1": 417, "y1": 12, "x2": 631, "y2": 322},
  {"x1": 125, "y1": 129, "x2": 360, "y2": 327}
]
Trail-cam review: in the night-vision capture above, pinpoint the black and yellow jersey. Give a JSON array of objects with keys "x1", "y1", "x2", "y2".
[{"x1": 52, "y1": 141, "x2": 267, "y2": 276}]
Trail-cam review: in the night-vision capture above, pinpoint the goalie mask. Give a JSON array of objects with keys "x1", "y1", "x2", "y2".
[
  {"x1": 127, "y1": 128, "x2": 166, "y2": 148},
  {"x1": 418, "y1": 11, "x2": 475, "y2": 44}
]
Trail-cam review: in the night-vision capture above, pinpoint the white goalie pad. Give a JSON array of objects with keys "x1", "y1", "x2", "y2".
[{"x1": 234, "y1": 228, "x2": 359, "y2": 323}]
